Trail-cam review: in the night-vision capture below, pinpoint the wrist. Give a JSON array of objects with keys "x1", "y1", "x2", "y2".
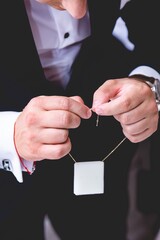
[{"x1": 129, "y1": 74, "x2": 160, "y2": 111}]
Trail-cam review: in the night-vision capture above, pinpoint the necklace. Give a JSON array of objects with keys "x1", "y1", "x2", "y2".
[
  {"x1": 69, "y1": 137, "x2": 126, "y2": 163},
  {"x1": 68, "y1": 115, "x2": 126, "y2": 196}
]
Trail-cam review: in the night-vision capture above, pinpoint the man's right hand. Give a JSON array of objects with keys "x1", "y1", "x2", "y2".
[{"x1": 14, "y1": 95, "x2": 91, "y2": 161}]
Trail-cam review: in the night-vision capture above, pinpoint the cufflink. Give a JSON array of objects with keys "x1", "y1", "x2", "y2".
[{"x1": 2, "y1": 159, "x2": 12, "y2": 171}]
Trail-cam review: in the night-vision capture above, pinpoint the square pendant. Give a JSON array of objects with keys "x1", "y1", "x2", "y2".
[{"x1": 73, "y1": 161, "x2": 104, "y2": 195}]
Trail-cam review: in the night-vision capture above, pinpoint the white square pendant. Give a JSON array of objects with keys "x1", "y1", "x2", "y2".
[{"x1": 73, "y1": 161, "x2": 104, "y2": 195}]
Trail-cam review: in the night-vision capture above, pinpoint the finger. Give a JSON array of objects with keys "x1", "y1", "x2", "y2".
[
  {"x1": 114, "y1": 97, "x2": 158, "y2": 125},
  {"x1": 39, "y1": 110, "x2": 82, "y2": 128},
  {"x1": 92, "y1": 78, "x2": 151, "y2": 115},
  {"x1": 30, "y1": 96, "x2": 91, "y2": 119},
  {"x1": 32, "y1": 138, "x2": 72, "y2": 161},
  {"x1": 114, "y1": 103, "x2": 145, "y2": 125},
  {"x1": 34, "y1": 128, "x2": 69, "y2": 144},
  {"x1": 122, "y1": 118, "x2": 148, "y2": 135},
  {"x1": 93, "y1": 95, "x2": 140, "y2": 116},
  {"x1": 123, "y1": 127, "x2": 157, "y2": 143},
  {"x1": 92, "y1": 80, "x2": 117, "y2": 109},
  {"x1": 121, "y1": 116, "x2": 158, "y2": 135}
]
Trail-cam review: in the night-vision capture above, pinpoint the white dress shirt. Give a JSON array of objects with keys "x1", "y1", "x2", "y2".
[
  {"x1": 0, "y1": 0, "x2": 159, "y2": 182},
  {"x1": 25, "y1": 0, "x2": 91, "y2": 88}
]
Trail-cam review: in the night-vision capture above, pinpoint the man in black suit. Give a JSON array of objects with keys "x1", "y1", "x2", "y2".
[{"x1": 0, "y1": 0, "x2": 160, "y2": 239}]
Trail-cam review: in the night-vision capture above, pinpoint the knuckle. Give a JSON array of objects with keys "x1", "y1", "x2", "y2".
[
  {"x1": 122, "y1": 98, "x2": 131, "y2": 110},
  {"x1": 61, "y1": 130, "x2": 69, "y2": 142},
  {"x1": 121, "y1": 114, "x2": 129, "y2": 125},
  {"x1": 53, "y1": 139, "x2": 71, "y2": 159},
  {"x1": 61, "y1": 112, "x2": 71, "y2": 126},
  {"x1": 60, "y1": 112, "x2": 81, "y2": 128},
  {"x1": 59, "y1": 97, "x2": 70, "y2": 110},
  {"x1": 25, "y1": 111, "x2": 38, "y2": 125},
  {"x1": 53, "y1": 146, "x2": 69, "y2": 159},
  {"x1": 29, "y1": 96, "x2": 42, "y2": 107}
]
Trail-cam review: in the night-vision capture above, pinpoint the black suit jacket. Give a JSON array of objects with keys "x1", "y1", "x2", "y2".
[{"x1": 0, "y1": 0, "x2": 159, "y2": 239}]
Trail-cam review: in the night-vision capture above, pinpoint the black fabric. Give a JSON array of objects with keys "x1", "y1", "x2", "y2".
[
  {"x1": 0, "y1": 169, "x2": 45, "y2": 240},
  {"x1": 137, "y1": 170, "x2": 160, "y2": 213},
  {"x1": 137, "y1": 124, "x2": 160, "y2": 214}
]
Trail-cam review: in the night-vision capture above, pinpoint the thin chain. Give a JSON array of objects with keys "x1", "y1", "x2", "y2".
[
  {"x1": 101, "y1": 137, "x2": 126, "y2": 162},
  {"x1": 68, "y1": 153, "x2": 76, "y2": 163},
  {"x1": 68, "y1": 115, "x2": 126, "y2": 163},
  {"x1": 68, "y1": 137, "x2": 126, "y2": 163}
]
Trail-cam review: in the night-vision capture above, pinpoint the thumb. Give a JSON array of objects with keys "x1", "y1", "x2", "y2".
[{"x1": 92, "y1": 79, "x2": 119, "y2": 110}]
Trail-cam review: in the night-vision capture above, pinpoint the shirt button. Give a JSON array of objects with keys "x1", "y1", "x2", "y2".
[{"x1": 64, "y1": 32, "x2": 70, "y2": 39}]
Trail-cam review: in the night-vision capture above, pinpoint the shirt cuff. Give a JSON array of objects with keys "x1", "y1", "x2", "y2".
[
  {"x1": 129, "y1": 66, "x2": 160, "y2": 81},
  {"x1": 0, "y1": 112, "x2": 34, "y2": 183}
]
